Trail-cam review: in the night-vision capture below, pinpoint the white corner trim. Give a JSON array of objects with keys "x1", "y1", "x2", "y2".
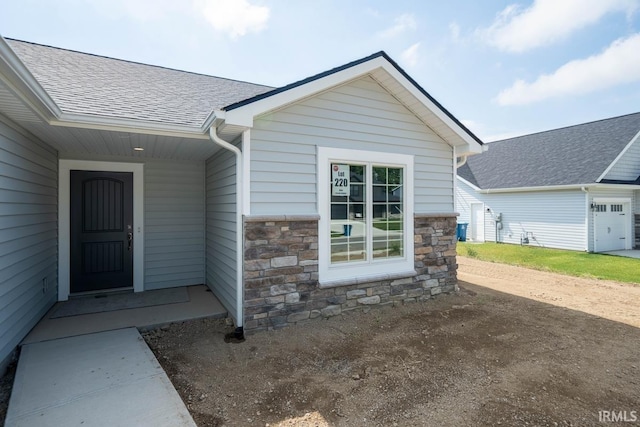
[
  {"x1": 58, "y1": 160, "x2": 145, "y2": 301},
  {"x1": 242, "y1": 129, "x2": 251, "y2": 216}
]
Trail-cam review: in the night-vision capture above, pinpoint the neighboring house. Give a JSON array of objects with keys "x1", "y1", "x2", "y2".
[
  {"x1": 457, "y1": 112, "x2": 640, "y2": 252},
  {"x1": 0, "y1": 36, "x2": 484, "y2": 372}
]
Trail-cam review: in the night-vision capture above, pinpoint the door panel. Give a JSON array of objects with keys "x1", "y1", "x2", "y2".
[
  {"x1": 595, "y1": 203, "x2": 628, "y2": 252},
  {"x1": 71, "y1": 171, "x2": 134, "y2": 293},
  {"x1": 470, "y1": 203, "x2": 484, "y2": 242}
]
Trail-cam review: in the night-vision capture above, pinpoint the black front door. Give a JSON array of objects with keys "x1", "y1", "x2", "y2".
[{"x1": 70, "y1": 171, "x2": 134, "y2": 293}]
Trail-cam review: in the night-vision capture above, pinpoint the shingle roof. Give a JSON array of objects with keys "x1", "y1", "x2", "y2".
[
  {"x1": 458, "y1": 112, "x2": 640, "y2": 189},
  {"x1": 6, "y1": 39, "x2": 273, "y2": 128}
]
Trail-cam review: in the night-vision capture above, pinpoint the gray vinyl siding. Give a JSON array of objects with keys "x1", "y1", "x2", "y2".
[
  {"x1": 456, "y1": 179, "x2": 481, "y2": 225},
  {"x1": 250, "y1": 76, "x2": 454, "y2": 215},
  {"x1": 61, "y1": 154, "x2": 205, "y2": 290},
  {"x1": 586, "y1": 187, "x2": 635, "y2": 252},
  {"x1": 144, "y1": 159, "x2": 205, "y2": 289},
  {"x1": 0, "y1": 115, "x2": 58, "y2": 371},
  {"x1": 205, "y1": 145, "x2": 238, "y2": 321},
  {"x1": 603, "y1": 136, "x2": 640, "y2": 181},
  {"x1": 456, "y1": 179, "x2": 587, "y2": 251}
]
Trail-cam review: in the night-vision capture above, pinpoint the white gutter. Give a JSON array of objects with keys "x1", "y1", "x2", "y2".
[
  {"x1": 50, "y1": 114, "x2": 210, "y2": 139},
  {"x1": 478, "y1": 183, "x2": 597, "y2": 194},
  {"x1": 208, "y1": 125, "x2": 244, "y2": 335},
  {"x1": 456, "y1": 154, "x2": 468, "y2": 168}
]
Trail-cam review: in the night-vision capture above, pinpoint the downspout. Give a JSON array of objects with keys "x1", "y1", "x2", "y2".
[
  {"x1": 581, "y1": 186, "x2": 590, "y2": 252},
  {"x1": 456, "y1": 154, "x2": 468, "y2": 168},
  {"x1": 208, "y1": 126, "x2": 245, "y2": 341}
]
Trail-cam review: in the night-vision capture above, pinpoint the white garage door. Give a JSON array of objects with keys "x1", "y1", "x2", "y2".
[{"x1": 594, "y1": 202, "x2": 629, "y2": 252}]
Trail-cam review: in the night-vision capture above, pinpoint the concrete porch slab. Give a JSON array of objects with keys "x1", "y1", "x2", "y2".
[
  {"x1": 23, "y1": 285, "x2": 226, "y2": 345},
  {"x1": 5, "y1": 328, "x2": 195, "y2": 427},
  {"x1": 602, "y1": 250, "x2": 640, "y2": 259}
]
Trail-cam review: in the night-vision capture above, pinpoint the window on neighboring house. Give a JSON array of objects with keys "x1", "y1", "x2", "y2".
[{"x1": 318, "y1": 147, "x2": 415, "y2": 285}]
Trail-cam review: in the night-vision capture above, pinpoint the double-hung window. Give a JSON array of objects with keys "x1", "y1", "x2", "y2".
[{"x1": 318, "y1": 147, "x2": 414, "y2": 285}]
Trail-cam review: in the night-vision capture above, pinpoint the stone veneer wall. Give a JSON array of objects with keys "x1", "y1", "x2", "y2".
[{"x1": 243, "y1": 214, "x2": 458, "y2": 331}]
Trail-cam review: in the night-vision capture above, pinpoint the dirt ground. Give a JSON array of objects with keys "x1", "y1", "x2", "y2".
[{"x1": 143, "y1": 257, "x2": 640, "y2": 427}]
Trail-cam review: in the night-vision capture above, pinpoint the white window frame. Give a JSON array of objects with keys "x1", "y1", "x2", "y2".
[{"x1": 318, "y1": 147, "x2": 414, "y2": 286}]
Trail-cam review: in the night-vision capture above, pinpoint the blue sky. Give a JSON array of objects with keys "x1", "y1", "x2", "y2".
[{"x1": 1, "y1": 0, "x2": 639, "y2": 141}]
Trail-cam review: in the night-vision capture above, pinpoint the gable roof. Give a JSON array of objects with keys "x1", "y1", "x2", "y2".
[
  {"x1": 1, "y1": 37, "x2": 483, "y2": 154},
  {"x1": 458, "y1": 112, "x2": 640, "y2": 190},
  {"x1": 223, "y1": 51, "x2": 483, "y2": 147},
  {"x1": 218, "y1": 51, "x2": 483, "y2": 153},
  {"x1": 5, "y1": 39, "x2": 273, "y2": 128}
]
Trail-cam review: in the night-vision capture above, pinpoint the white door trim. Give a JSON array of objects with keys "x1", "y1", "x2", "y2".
[
  {"x1": 58, "y1": 160, "x2": 144, "y2": 301},
  {"x1": 593, "y1": 197, "x2": 631, "y2": 252},
  {"x1": 470, "y1": 202, "x2": 485, "y2": 242}
]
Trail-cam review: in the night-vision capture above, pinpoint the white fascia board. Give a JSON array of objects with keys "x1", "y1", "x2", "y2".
[
  {"x1": 456, "y1": 176, "x2": 482, "y2": 192},
  {"x1": 51, "y1": 113, "x2": 209, "y2": 139},
  {"x1": 0, "y1": 37, "x2": 61, "y2": 120},
  {"x1": 477, "y1": 183, "x2": 640, "y2": 194},
  {"x1": 596, "y1": 129, "x2": 640, "y2": 182},
  {"x1": 378, "y1": 63, "x2": 484, "y2": 154},
  {"x1": 478, "y1": 184, "x2": 597, "y2": 194},
  {"x1": 590, "y1": 183, "x2": 640, "y2": 190}
]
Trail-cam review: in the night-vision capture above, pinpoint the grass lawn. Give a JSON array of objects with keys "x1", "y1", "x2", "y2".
[{"x1": 458, "y1": 242, "x2": 640, "y2": 285}]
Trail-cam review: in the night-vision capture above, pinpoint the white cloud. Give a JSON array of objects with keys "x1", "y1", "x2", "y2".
[
  {"x1": 496, "y1": 33, "x2": 640, "y2": 105},
  {"x1": 400, "y1": 42, "x2": 421, "y2": 67},
  {"x1": 195, "y1": 0, "x2": 270, "y2": 39},
  {"x1": 480, "y1": 0, "x2": 638, "y2": 52},
  {"x1": 379, "y1": 13, "x2": 417, "y2": 38},
  {"x1": 449, "y1": 22, "x2": 461, "y2": 43}
]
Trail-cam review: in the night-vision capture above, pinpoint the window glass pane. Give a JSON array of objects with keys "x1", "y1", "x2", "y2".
[
  {"x1": 330, "y1": 163, "x2": 367, "y2": 264},
  {"x1": 388, "y1": 168, "x2": 402, "y2": 185},
  {"x1": 373, "y1": 167, "x2": 386, "y2": 184},
  {"x1": 371, "y1": 166, "x2": 404, "y2": 260},
  {"x1": 330, "y1": 163, "x2": 404, "y2": 265}
]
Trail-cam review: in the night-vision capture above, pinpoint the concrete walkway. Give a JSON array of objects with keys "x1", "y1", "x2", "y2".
[
  {"x1": 23, "y1": 285, "x2": 225, "y2": 344},
  {"x1": 5, "y1": 328, "x2": 196, "y2": 427},
  {"x1": 602, "y1": 249, "x2": 640, "y2": 259}
]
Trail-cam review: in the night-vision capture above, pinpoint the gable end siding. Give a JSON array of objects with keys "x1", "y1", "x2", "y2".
[
  {"x1": 603, "y1": 134, "x2": 640, "y2": 181},
  {"x1": 250, "y1": 76, "x2": 454, "y2": 215},
  {"x1": 0, "y1": 115, "x2": 58, "y2": 371}
]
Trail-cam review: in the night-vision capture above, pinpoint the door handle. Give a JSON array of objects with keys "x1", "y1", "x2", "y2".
[{"x1": 128, "y1": 232, "x2": 133, "y2": 251}]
